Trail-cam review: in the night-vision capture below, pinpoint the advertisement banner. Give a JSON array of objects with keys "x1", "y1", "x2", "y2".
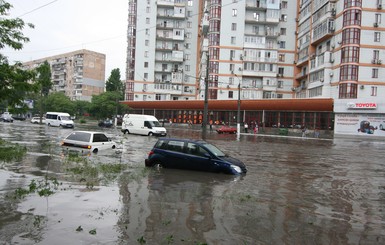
[{"x1": 335, "y1": 114, "x2": 385, "y2": 136}]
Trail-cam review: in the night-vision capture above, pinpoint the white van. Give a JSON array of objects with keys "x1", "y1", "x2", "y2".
[
  {"x1": 45, "y1": 112, "x2": 74, "y2": 128},
  {"x1": 121, "y1": 114, "x2": 167, "y2": 136}
]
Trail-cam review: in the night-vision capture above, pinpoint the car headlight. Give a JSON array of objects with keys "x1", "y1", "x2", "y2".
[{"x1": 230, "y1": 165, "x2": 242, "y2": 174}]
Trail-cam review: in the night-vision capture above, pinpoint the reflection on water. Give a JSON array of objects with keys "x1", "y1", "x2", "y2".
[{"x1": 0, "y1": 122, "x2": 385, "y2": 244}]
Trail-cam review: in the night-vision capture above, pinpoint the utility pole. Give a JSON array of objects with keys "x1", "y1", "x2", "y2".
[{"x1": 202, "y1": 51, "x2": 209, "y2": 139}]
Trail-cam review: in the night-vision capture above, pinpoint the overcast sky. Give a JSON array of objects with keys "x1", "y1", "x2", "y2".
[{"x1": 2, "y1": 0, "x2": 128, "y2": 80}]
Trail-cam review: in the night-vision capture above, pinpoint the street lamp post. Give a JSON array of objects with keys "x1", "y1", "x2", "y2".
[{"x1": 235, "y1": 74, "x2": 241, "y2": 138}]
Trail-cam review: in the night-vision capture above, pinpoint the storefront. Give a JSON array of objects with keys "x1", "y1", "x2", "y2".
[{"x1": 334, "y1": 99, "x2": 385, "y2": 137}]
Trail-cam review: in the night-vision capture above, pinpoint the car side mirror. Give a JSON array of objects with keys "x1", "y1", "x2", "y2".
[{"x1": 204, "y1": 153, "x2": 211, "y2": 159}]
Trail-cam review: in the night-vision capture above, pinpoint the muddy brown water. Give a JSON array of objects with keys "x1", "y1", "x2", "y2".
[{"x1": 1, "y1": 121, "x2": 385, "y2": 244}]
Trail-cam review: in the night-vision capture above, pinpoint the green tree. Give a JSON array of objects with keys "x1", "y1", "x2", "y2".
[
  {"x1": 44, "y1": 92, "x2": 75, "y2": 115},
  {"x1": 105, "y1": 68, "x2": 124, "y2": 99},
  {"x1": 73, "y1": 100, "x2": 91, "y2": 118},
  {"x1": 0, "y1": 0, "x2": 35, "y2": 109},
  {"x1": 89, "y1": 92, "x2": 128, "y2": 119},
  {"x1": 35, "y1": 61, "x2": 52, "y2": 121}
]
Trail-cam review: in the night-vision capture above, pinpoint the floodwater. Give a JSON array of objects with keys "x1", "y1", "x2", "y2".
[{"x1": 0, "y1": 121, "x2": 385, "y2": 245}]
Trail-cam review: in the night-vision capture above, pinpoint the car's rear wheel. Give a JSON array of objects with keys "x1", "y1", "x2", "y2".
[
  {"x1": 93, "y1": 148, "x2": 98, "y2": 153},
  {"x1": 112, "y1": 145, "x2": 116, "y2": 149},
  {"x1": 148, "y1": 132, "x2": 153, "y2": 136}
]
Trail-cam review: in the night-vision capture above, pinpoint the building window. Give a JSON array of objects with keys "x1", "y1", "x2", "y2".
[
  {"x1": 232, "y1": 9, "x2": 237, "y2": 17},
  {"x1": 374, "y1": 32, "x2": 381, "y2": 42},
  {"x1": 341, "y1": 46, "x2": 360, "y2": 63},
  {"x1": 372, "y1": 68, "x2": 379, "y2": 78},
  {"x1": 277, "y1": 80, "x2": 283, "y2": 88},
  {"x1": 144, "y1": 62, "x2": 148, "y2": 68},
  {"x1": 343, "y1": 9, "x2": 361, "y2": 26},
  {"x1": 185, "y1": 54, "x2": 190, "y2": 60},
  {"x1": 145, "y1": 40, "x2": 149, "y2": 46},
  {"x1": 280, "y1": 14, "x2": 287, "y2": 22},
  {"x1": 230, "y1": 64, "x2": 235, "y2": 71},
  {"x1": 278, "y1": 67, "x2": 284, "y2": 75},
  {"x1": 373, "y1": 50, "x2": 380, "y2": 60},
  {"x1": 371, "y1": 86, "x2": 377, "y2": 96},
  {"x1": 342, "y1": 28, "x2": 360, "y2": 44},
  {"x1": 185, "y1": 65, "x2": 190, "y2": 71},
  {"x1": 187, "y1": 11, "x2": 192, "y2": 17},
  {"x1": 188, "y1": 0, "x2": 193, "y2": 6},
  {"x1": 144, "y1": 73, "x2": 148, "y2": 79},
  {"x1": 344, "y1": 0, "x2": 362, "y2": 8},
  {"x1": 155, "y1": 94, "x2": 161, "y2": 100},
  {"x1": 279, "y1": 41, "x2": 286, "y2": 49},
  {"x1": 187, "y1": 21, "x2": 192, "y2": 28},
  {"x1": 254, "y1": 13, "x2": 259, "y2": 21},
  {"x1": 229, "y1": 77, "x2": 234, "y2": 85},
  {"x1": 146, "y1": 18, "x2": 150, "y2": 24},
  {"x1": 375, "y1": 14, "x2": 381, "y2": 24},
  {"x1": 146, "y1": 7, "x2": 150, "y2": 13},
  {"x1": 231, "y1": 23, "x2": 237, "y2": 31},
  {"x1": 145, "y1": 29, "x2": 150, "y2": 35},
  {"x1": 338, "y1": 83, "x2": 358, "y2": 99},
  {"x1": 231, "y1": 36, "x2": 236, "y2": 44},
  {"x1": 228, "y1": 91, "x2": 233, "y2": 98},
  {"x1": 280, "y1": 28, "x2": 286, "y2": 35},
  {"x1": 281, "y1": 1, "x2": 288, "y2": 9},
  {"x1": 230, "y1": 50, "x2": 235, "y2": 59},
  {"x1": 340, "y1": 65, "x2": 359, "y2": 81},
  {"x1": 278, "y1": 54, "x2": 285, "y2": 62},
  {"x1": 144, "y1": 51, "x2": 149, "y2": 57}
]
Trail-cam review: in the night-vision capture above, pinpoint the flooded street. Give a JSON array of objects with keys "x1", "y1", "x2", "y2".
[{"x1": 1, "y1": 121, "x2": 385, "y2": 244}]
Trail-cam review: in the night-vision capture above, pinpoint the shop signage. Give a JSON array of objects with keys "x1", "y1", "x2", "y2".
[{"x1": 346, "y1": 102, "x2": 377, "y2": 109}]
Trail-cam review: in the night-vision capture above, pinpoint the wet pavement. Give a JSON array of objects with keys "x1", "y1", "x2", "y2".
[{"x1": 0, "y1": 120, "x2": 385, "y2": 244}]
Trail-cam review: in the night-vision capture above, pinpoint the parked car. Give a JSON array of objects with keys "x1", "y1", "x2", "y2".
[
  {"x1": 31, "y1": 117, "x2": 46, "y2": 124},
  {"x1": 0, "y1": 112, "x2": 13, "y2": 123},
  {"x1": 61, "y1": 131, "x2": 116, "y2": 153},
  {"x1": 145, "y1": 138, "x2": 247, "y2": 175},
  {"x1": 216, "y1": 125, "x2": 237, "y2": 134},
  {"x1": 98, "y1": 119, "x2": 113, "y2": 128}
]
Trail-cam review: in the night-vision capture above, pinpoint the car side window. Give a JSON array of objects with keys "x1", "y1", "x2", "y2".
[
  {"x1": 186, "y1": 143, "x2": 208, "y2": 157},
  {"x1": 166, "y1": 141, "x2": 184, "y2": 153},
  {"x1": 93, "y1": 133, "x2": 109, "y2": 142}
]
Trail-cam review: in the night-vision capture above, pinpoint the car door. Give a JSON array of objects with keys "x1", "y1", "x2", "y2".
[
  {"x1": 92, "y1": 133, "x2": 110, "y2": 150},
  {"x1": 162, "y1": 140, "x2": 187, "y2": 169},
  {"x1": 185, "y1": 143, "x2": 213, "y2": 171}
]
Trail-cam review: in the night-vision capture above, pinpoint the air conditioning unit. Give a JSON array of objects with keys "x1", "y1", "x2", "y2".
[
  {"x1": 360, "y1": 85, "x2": 364, "y2": 89},
  {"x1": 378, "y1": 4, "x2": 382, "y2": 9},
  {"x1": 378, "y1": 60, "x2": 382, "y2": 65},
  {"x1": 320, "y1": 78, "x2": 324, "y2": 82},
  {"x1": 330, "y1": 59, "x2": 334, "y2": 63},
  {"x1": 331, "y1": 8, "x2": 336, "y2": 16},
  {"x1": 240, "y1": 54, "x2": 243, "y2": 60},
  {"x1": 372, "y1": 59, "x2": 377, "y2": 64},
  {"x1": 374, "y1": 22, "x2": 379, "y2": 27}
]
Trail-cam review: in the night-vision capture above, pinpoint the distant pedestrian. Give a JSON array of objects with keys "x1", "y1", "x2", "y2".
[
  {"x1": 254, "y1": 124, "x2": 258, "y2": 134},
  {"x1": 314, "y1": 128, "x2": 320, "y2": 138},
  {"x1": 244, "y1": 123, "x2": 248, "y2": 133},
  {"x1": 302, "y1": 127, "x2": 307, "y2": 137}
]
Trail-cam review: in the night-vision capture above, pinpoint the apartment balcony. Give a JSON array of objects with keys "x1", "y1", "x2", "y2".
[
  {"x1": 309, "y1": 51, "x2": 334, "y2": 73},
  {"x1": 157, "y1": 12, "x2": 185, "y2": 19},
  {"x1": 154, "y1": 83, "x2": 183, "y2": 95},
  {"x1": 242, "y1": 70, "x2": 277, "y2": 77},
  {"x1": 245, "y1": 0, "x2": 267, "y2": 10},
  {"x1": 245, "y1": 16, "x2": 280, "y2": 25},
  {"x1": 311, "y1": 19, "x2": 335, "y2": 45},
  {"x1": 157, "y1": 0, "x2": 174, "y2": 7},
  {"x1": 243, "y1": 56, "x2": 278, "y2": 63},
  {"x1": 156, "y1": 23, "x2": 174, "y2": 30},
  {"x1": 155, "y1": 51, "x2": 184, "y2": 63}
]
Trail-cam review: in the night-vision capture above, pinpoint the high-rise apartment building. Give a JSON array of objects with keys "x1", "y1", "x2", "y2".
[
  {"x1": 125, "y1": 0, "x2": 384, "y2": 103},
  {"x1": 23, "y1": 49, "x2": 106, "y2": 101}
]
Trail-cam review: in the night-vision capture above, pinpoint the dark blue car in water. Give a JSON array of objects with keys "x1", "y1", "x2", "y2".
[{"x1": 145, "y1": 138, "x2": 247, "y2": 175}]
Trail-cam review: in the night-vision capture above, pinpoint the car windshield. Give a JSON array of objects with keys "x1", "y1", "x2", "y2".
[
  {"x1": 61, "y1": 116, "x2": 71, "y2": 120},
  {"x1": 66, "y1": 132, "x2": 91, "y2": 142},
  {"x1": 202, "y1": 143, "x2": 226, "y2": 157},
  {"x1": 149, "y1": 121, "x2": 161, "y2": 127}
]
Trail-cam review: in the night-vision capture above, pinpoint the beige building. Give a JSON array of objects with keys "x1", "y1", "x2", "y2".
[{"x1": 23, "y1": 49, "x2": 106, "y2": 101}]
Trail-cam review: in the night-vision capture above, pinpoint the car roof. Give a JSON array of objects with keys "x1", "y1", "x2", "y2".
[
  {"x1": 67, "y1": 131, "x2": 107, "y2": 135},
  {"x1": 157, "y1": 138, "x2": 207, "y2": 144}
]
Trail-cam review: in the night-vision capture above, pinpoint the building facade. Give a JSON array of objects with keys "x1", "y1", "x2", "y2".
[
  {"x1": 23, "y1": 49, "x2": 106, "y2": 101},
  {"x1": 125, "y1": 0, "x2": 385, "y2": 137}
]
